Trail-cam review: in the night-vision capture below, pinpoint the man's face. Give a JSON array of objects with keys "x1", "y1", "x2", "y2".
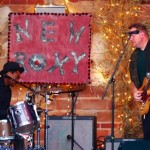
[
  {"x1": 129, "y1": 27, "x2": 142, "y2": 48},
  {"x1": 6, "y1": 71, "x2": 21, "y2": 86}
]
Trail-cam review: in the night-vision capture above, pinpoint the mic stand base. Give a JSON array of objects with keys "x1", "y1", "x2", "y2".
[{"x1": 67, "y1": 135, "x2": 84, "y2": 150}]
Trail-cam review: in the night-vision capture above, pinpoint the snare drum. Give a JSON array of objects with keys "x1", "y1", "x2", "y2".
[
  {"x1": 0, "y1": 119, "x2": 14, "y2": 141},
  {"x1": 8, "y1": 101, "x2": 40, "y2": 134}
]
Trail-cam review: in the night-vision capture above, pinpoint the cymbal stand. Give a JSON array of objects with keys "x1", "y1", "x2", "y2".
[
  {"x1": 33, "y1": 108, "x2": 44, "y2": 150},
  {"x1": 44, "y1": 92, "x2": 49, "y2": 150},
  {"x1": 28, "y1": 93, "x2": 44, "y2": 150},
  {"x1": 33, "y1": 127, "x2": 44, "y2": 150}
]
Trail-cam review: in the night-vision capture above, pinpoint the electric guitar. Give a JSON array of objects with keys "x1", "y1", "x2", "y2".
[{"x1": 138, "y1": 77, "x2": 150, "y2": 115}]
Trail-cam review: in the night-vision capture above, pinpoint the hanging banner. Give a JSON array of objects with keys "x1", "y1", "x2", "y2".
[{"x1": 8, "y1": 13, "x2": 91, "y2": 84}]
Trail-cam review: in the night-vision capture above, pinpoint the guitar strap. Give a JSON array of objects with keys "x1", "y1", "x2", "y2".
[{"x1": 145, "y1": 40, "x2": 150, "y2": 74}]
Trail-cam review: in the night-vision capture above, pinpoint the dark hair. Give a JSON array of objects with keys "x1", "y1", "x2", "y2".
[
  {"x1": 0, "y1": 61, "x2": 24, "y2": 75},
  {"x1": 129, "y1": 23, "x2": 148, "y2": 35}
]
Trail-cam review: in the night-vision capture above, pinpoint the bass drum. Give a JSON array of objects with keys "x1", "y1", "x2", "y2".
[
  {"x1": 8, "y1": 101, "x2": 40, "y2": 134},
  {"x1": 0, "y1": 119, "x2": 14, "y2": 142}
]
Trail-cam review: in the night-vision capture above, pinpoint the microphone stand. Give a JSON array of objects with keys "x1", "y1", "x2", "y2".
[
  {"x1": 51, "y1": 87, "x2": 84, "y2": 150},
  {"x1": 102, "y1": 36, "x2": 131, "y2": 150},
  {"x1": 70, "y1": 92, "x2": 76, "y2": 150},
  {"x1": 69, "y1": 91, "x2": 84, "y2": 150}
]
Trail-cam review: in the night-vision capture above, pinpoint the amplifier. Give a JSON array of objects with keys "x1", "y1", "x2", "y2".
[
  {"x1": 46, "y1": 116, "x2": 96, "y2": 150},
  {"x1": 105, "y1": 136, "x2": 143, "y2": 150},
  {"x1": 118, "y1": 140, "x2": 150, "y2": 150}
]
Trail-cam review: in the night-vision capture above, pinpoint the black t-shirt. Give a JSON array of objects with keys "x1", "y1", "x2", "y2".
[
  {"x1": 137, "y1": 49, "x2": 146, "y2": 87},
  {"x1": 0, "y1": 77, "x2": 11, "y2": 119}
]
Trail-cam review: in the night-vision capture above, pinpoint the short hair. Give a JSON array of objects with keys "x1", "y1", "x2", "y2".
[{"x1": 129, "y1": 23, "x2": 149, "y2": 35}]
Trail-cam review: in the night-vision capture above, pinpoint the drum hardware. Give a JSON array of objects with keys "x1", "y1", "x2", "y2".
[
  {"x1": 5, "y1": 75, "x2": 86, "y2": 150},
  {"x1": 33, "y1": 127, "x2": 44, "y2": 150},
  {"x1": 3, "y1": 76, "x2": 51, "y2": 149},
  {"x1": 44, "y1": 92, "x2": 49, "y2": 150},
  {"x1": 16, "y1": 133, "x2": 33, "y2": 150},
  {"x1": 25, "y1": 106, "x2": 46, "y2": 150},
  {"x1": 32, "y1": 106, "x2": 45, "y2": 150},
  {"x1": 5, "y1": 74, "x2": 50, "y2": 134},
  {"x1": 26, "y1": 91, "x2": 36, "y2": 104},
  {"x1": 26, "y1": 135, "x2": 32, "y2": 147}
]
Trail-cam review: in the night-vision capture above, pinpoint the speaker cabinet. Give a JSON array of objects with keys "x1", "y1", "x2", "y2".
[
  {"x1": 46, "y1": 116, "x2": 96, "y2": 150},
  {"x1": 105, "y1": 136, "x2": 143, "y2": 150},
  {"x1": 118, "y1": 140, "x2": 150, "y2": 150}
]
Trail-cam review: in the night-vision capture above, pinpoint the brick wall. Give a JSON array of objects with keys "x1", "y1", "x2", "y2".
[{"x1": 0, "y1": 0, "x2": 150, "y2": 148}]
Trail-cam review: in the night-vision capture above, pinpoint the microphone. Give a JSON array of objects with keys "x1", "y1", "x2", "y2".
[
  {"x1": 124, "y1": 30, "x2": 139, "y2": 35},
  {"x1": 146, "y1": 72, "x2": 150, "y2": 79}
]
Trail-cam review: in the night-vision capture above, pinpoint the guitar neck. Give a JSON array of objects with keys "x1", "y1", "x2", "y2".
[{"x1": 145, "y1": 79, "x2": 150, "y2": 91}]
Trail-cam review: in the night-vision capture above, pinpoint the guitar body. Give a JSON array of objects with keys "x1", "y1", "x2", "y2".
[
  {"x1": 139, "y1": 99, "x2": 150, "y2": 115},
  {"x1": 138, "y1": 78, "x2": 150, "y2": 115}
]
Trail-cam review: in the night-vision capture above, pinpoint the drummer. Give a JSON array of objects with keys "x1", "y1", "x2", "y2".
[{"x1": 0, "y1": 61, "x2": 25, "y2": 150}]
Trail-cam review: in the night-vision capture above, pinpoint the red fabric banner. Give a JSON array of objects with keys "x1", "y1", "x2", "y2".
[{"x1": 8, "y1": 13, "x2": 91, "y2": 84}]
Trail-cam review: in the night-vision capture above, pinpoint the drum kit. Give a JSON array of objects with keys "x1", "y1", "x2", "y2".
[
  {"x1": 0, "y1": 97, "x2": 45, "y2": 150},
  {"x1": 0, "y1": 82, "x2": 86, "y2": 150}
]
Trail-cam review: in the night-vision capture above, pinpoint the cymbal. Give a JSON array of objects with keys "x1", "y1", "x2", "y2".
[
  {"x1": 48, "y1": 84, "x2": 86, "y2": 94},
  {"x1": 28, "y1": 84, "x2": 86, "y2": 96}
]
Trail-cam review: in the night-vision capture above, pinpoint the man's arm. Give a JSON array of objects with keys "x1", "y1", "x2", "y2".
[{"x1": 130, "y1": 81, "x2": 143, "y2": 101}]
